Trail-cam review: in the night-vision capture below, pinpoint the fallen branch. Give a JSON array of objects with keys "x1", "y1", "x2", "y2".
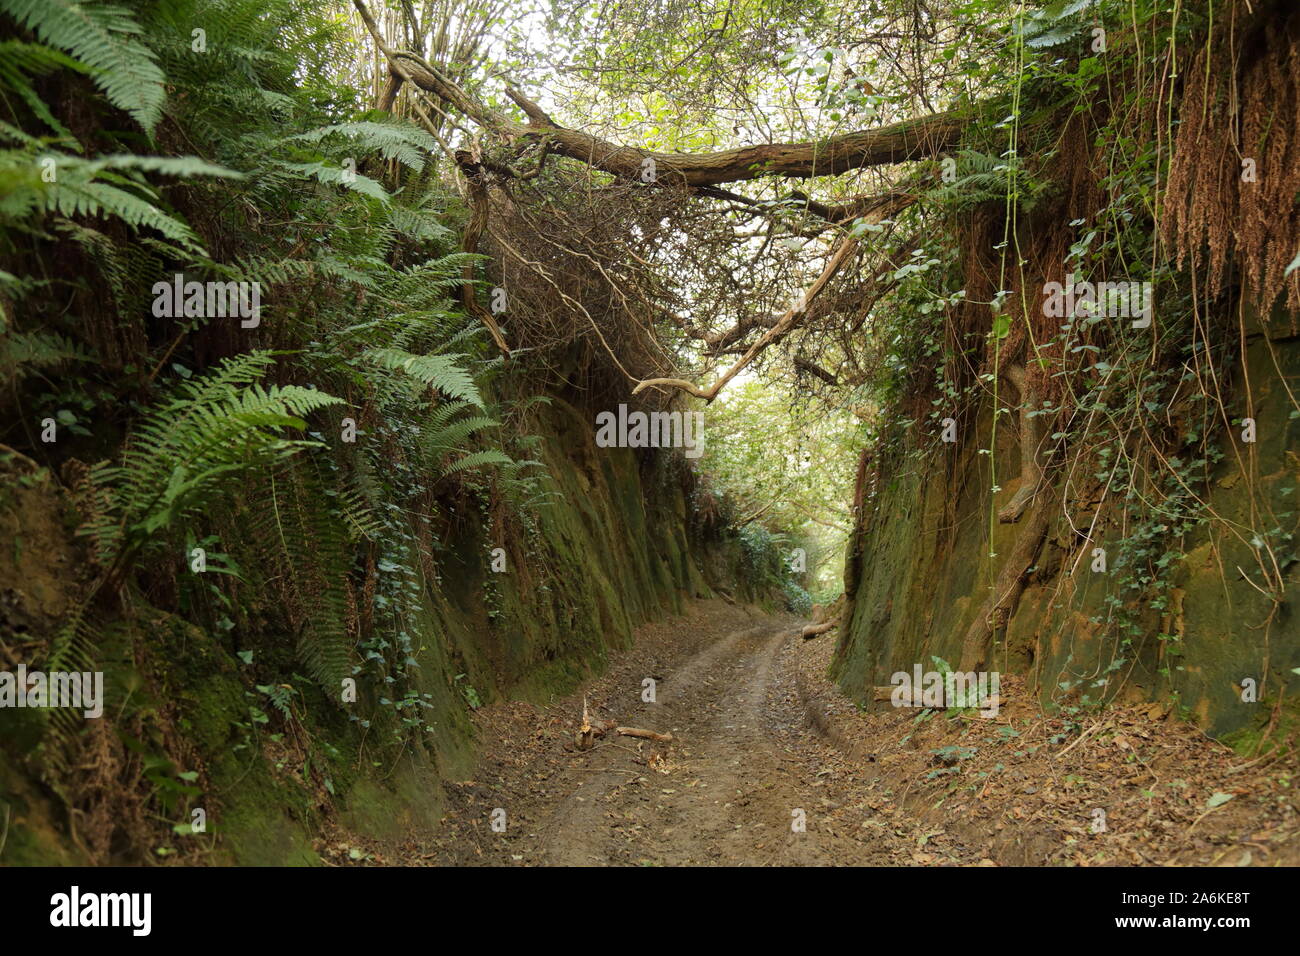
[
  {"x1": 1053, "y1": 719, "x2": 1112, "y2": 760},
  {"x1": 800, "y1": 620, "x2": 838, "y2": 640},
  {"x1": 794, "y1": 355, "x2": 839, "y2": 385},
  {"x1": 351, "y1": 0, "x2": 964, "y2": 189},
  {"x1": 616, "y1": 726, "x2": 674, "y2": 743},
  {"x1": 352, "y1": 0, "x2": 954, "y2": 399},
  {"x1": 632, "y1": 190, "x2": 918, "y2": 402}
]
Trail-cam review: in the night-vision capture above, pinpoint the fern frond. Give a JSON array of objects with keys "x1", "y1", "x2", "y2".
[
  {"x1": 45, "y1": 179, "x2": 201, "y2": 249},
  {"x1": 261, "y1": 463, "x2": 355, "y2": 694},
  {"x1": 439, "y1": 449, "x2": 513, "y2": 477},
  {"x1": 0, "y1": 329, "x2": 93, "y2": 383},
  {"x1": 36, "y1": 602, "x2": 103, "y2": 778},
  {"x1": 0, "y1": 40, "x2": 83, "y2": 136},
  {"x1": 89, "y1": 352, "x2": 343, "y2": 563},
  {"x1": 80, "y1": 153, "x2": 241, "y2": 180},
  {"x1": 0, "y1": 0, "x2": 166, "y2": 132},
  {"x1": 363, "y1": 348, "x2": 483, "y2": 408},
  {"x1": 274, "y1": 161, "x2": 391, "y2": 203},
  {"x1": 386, "y1": 203, "x2": 451, "y2": 244},
  {"x1": 424, "y1": 415, "x2": 499, "y2": 452},
  {"x1": 283, "y1": 121, "x2": 437, "y2": 171}
]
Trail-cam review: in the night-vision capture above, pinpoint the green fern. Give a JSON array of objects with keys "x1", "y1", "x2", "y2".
[
  {"x1": 0, "y1": 328, "x2": 94, "y2": 383},
  {"x1": 931, "y1": 150, "x2": 1011, "y2": 207},
  {"x1": 387, "y1": 203, "x2": 452, "y2": 244},
  {"x1": 930, "y1": 149, "x2": 1046, "y2": 210},
  {"x1": 363, "y1": 347, "x2": 484, "y2": 409},
  {"x1": 0, "y1": 148, "x2": 238, "y2": 253},
  {"x1": 35, "y1": 602, "x2": 104, "y2": 779},
  {"x1": 85, "y1": 351, "x2": 343, "y2": 566},
  {"x1": 440, "y1": 448, "x2": 513, "y2": 477},
  {"x1": 0, "y1": 0, "x2": 166, "y2": 132},
  {"x1": 0, "y1": 40, "x2": 83, "y2": 136},
  {"x1": 282, "y1": 121, "x2": 438, "y2": 172},
  {"x1": 261, "y1": 464, "x2": 355, "y2": 694},
  {"x1": 0, "y1": 0, "x2": 550, "y2": 755},
  {"x1": 275, "y1": 161, "x2": 391, "y2": 203}
]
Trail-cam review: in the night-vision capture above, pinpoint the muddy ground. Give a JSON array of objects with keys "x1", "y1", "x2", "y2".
[{"x1": 319, "y1": 600, "x2": 1300, "y2": 866}]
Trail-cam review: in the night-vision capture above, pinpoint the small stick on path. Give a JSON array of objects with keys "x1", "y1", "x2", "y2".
[{"x1": 616, "y1": 727, "x2": 674, "y2": 743}]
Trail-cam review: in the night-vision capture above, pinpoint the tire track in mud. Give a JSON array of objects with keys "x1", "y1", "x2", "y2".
[
  {"x1": 410, "y1": 605, "x2": 912, "y2": 867},
  {"x1": 530, "y1": 621, "x2": 885, "y2": 866}
]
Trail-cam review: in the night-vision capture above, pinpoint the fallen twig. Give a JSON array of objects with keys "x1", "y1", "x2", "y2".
[{"x1": 616, "y1": 727, "x2": 674, "y2": 743}]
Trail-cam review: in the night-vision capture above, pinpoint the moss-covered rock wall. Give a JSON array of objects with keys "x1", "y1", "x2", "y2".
[{"x1": 834, "y1": 314, "x2": 1299, "y2": 742}]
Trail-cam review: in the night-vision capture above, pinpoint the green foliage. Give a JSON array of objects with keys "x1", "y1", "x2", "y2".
[
  {"x1": 0, "y1": 329, "x2": 94, "y2": 383},
  {"x1": 927, "y1": 744, "x2": 977, "y2": 779},
  {"x1": 856, "y1": 0, "x2": 1265, "y2": 710},
  {"x1": 782, "y1": 579, "x2": 813, "y2": 616},
  {"x1": 0, "y1": 144, "x2": 235, "y2": 255},
  {"x1": 1014, "y1": 0, "x2": 1101, "y2": 50},
  {"x1": 929, "y1": 149, "x2": 1047, "y2": 210},
  {"x1": 281, "y1": 121, "x2": 438, "y2": 172},
  {"x1": 736, "y1": 522, "x2": 808, "y2": 610},
  {"x1": 83, "y1": 351, "x2": 343, "y2": 567},
  {"x1": 5, "y1": 0, "x2": 1256, "y2": 859},
  {"x1": 454, "y1": 674, "x2": 482, "y2": 710},
  {"x1": 0, "y1": 0, "x2": 165, "y2": 131},
  {"x1": 363, "y1": 348, "x2": 484, "y2": 409},
  {"x1": 699, "y1": 380, "x2": 856, "y2": 596},
  {"x1": 258, "y1": 463, "x2": 356, "y2": 692},
  {"x1": 0, "y1": 0, "x2": 548, "y2": 782},
  {"x1": 0, "y1": 40, "x2": 83, "y2": 136}
]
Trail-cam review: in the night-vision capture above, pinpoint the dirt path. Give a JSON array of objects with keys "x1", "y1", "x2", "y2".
[
  {"x1": 320, "y1": 600, "x2": 1299, "y2": 867},
  {"x1": 405, "y1": 603, "x2": 904, "y2": 866},
  {"x1": 530, "y1": 620, "x2": 876, "y2": 866}
]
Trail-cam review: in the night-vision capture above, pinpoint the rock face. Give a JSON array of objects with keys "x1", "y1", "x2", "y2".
[{"x1": 834, "y1": 310, "x2": 1300, "y2": 741}]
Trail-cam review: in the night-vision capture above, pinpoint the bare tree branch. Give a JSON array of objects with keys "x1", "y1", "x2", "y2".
[
  {"x1": 633, "y1": 191, "x2": 913, "y2": 401},
  {"x1": 351, "y1": 0, "x2": 954, "y2": 395}
]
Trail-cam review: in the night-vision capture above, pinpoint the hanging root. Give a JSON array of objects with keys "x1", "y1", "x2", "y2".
[
  {"x1": 959, "y1": 499, "x2": 1052, "y2": 671},
  {"x1": 997, "y1": 365, "x2": 1049, "y2": 524}
]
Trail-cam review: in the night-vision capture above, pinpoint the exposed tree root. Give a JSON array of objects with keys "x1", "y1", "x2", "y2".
[
  {"x1": 997, "y1": 365, "x2": 1049, "y2": 524},
  {"x1": 958, "y1": 498, "x2": 1052, "y2": 671}
]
